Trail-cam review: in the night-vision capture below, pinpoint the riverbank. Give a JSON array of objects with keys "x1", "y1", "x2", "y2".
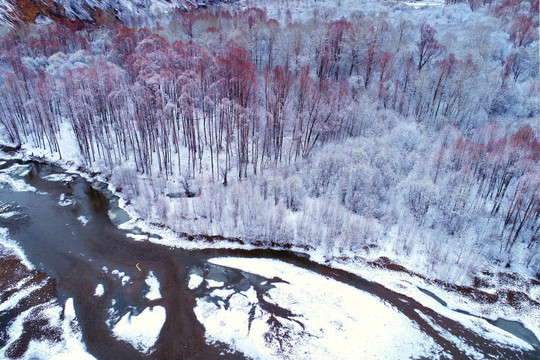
[
  {"x1": 1, "y1": 150, "x2": 539, "y2": 357},
  {"x1": 0, "y1": 235, "x2": 95, "y2": 359}
]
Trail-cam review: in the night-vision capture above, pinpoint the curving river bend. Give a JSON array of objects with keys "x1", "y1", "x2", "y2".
[{"x1": 0, "y1": 158, "x2": 538, "y2": 360}]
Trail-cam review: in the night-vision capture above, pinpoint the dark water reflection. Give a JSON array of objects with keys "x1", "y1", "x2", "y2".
[{"x1": 0, "y1": 158, "x2": 538, "y2": 360}]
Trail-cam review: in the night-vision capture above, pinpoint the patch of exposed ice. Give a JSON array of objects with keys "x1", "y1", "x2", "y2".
[{"x1": 2, "y1": 163, "x2": 30, "y2": 176}]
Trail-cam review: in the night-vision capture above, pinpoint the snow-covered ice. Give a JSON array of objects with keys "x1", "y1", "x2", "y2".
[
  {"x1": 127, "y1": 233, "x2": 149, "y2": 241},
  {"x1": 404, "y1": 0, "x2": 445, "y2": 8},
  {"x1": 50, "y1": 298, "x2": 96, "y2": 360},
  {"x1": 195, "y1": 257, "x2": 440, "y2": 360},
  {"x1": 145, "y1": 271, "x2": 161, "y2": 300},
  {"x1": 0, "y1": 210, "x2": 20, "y2": 219},
  {"x1": 42, "y1": 173, "x2": 76, "y2": 183},
  {"x1": 77, "y1": 215, "x2": 89, "y2": 226},
  {"x1": 0, "y1": 279, "x2": 49, "y2": 312},
  {"x1": 210, "y1": 287, "x2": 235, "y2": 299},
  {"x1": 111, "y1": 306, "x2": 166, "y2": 353},
  {"x1": 9, "y1": 298, "x2": 96, "y2": 360},
  {"x1": 111, "y1": 269, "x2": 131, "y2": 286},
  {"x1": 94, "y1": 284, "x2": 105, "y2": 297},
  {"x1": 188, "y1": 274, "x2": 203, "y2": 289},
  {"x1": 206, "y1": 279, "x2": 224, "y2": 288},
  {"x1": 58, "y1": 193, "x2": 76, "y2": 206},
  {"x1": 0, "y1": 173, "x2": 36, "y2": 192}
]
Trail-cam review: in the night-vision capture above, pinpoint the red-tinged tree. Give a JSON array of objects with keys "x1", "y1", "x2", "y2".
[
  {"x1": 216, "y1": 41, "x2": 256, "y2": 107},
  {"x1": 216, "y1": 41, "x2": 257, "y2": 178},
  {"x1": 25, "y1": 38, "x2": 64, "y2": 58},
  {"x1": 417, "y1": 24, "x2": 444, "y2": 71},
  {"x1": 395, "y1": 56, "x2": 416, "y2": 114},
  {"x1": 509, "y1": 16, "x2": 537, "y2": 48},
  {"x1": 241, "y1": 8, "x2": 267, "y2": 33},
  {"x1": 509, "y1": 125, "x2": 540, "y2": 161},
  {"x1": 40, "y1": 24, "x2": 90, "y2": 54},
  {"x1": 492, "y1": 0, "x2": 522, "y2": 21},
  {"x1": 503, "y1": 173, "x2": 540, "y2": 251},
  {"x1": 320, "y1": 17, "x2": 354, "y2": 81},
  {"x1": 292, "y1": 69, "x2": 341, "y2": 159},
  {"x1": 377, "y1": 51, "x2": 394, "y2": 107},
  {"x1": 428, "y1": 53, "x2": 456, "y2": 119},
  {"x1": 2, "y1": 65, "x2": 40, "y2": 143},
  {"x1": 181, "y1": 12, "x2": 195, "y2": 40},
  {"x1": 467, "y1": 0, "x2": 486, "y2": 11},
  {"x1": 262, "y1": 65, "x2": 294, "y2": 163},
  {"x1": 263, "y1": 19, "x2": 280, "y2": 69},
  {"x1": 360, "y1": 20, "x2": 387, "y2": 87},
  {"x1": 112, "y1": 26, "x2": 152, "y2": 61}
]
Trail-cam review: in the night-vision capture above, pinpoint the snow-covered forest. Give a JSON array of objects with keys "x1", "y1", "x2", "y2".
[{"x1": 0, "y1": 0, "x2": 538, "y2": 283}]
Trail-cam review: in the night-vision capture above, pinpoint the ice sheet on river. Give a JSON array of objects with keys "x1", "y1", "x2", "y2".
[
  {"x1": 0, "y1": 173, "x2": 36, "y2": 192},
  {"x1": 145, "y1": 271, "x2": 162, "y2": 300},
  {"x1": 195, "y1": 257, "x2": 440, "y2": 360},
  {"x1": 111, "y1": 306, "x2": 166, "y2": 353}
]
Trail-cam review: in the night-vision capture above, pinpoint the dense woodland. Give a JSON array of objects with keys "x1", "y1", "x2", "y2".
[{"x1": 0, "y1": 0, "x2": 538, "y2": 282}]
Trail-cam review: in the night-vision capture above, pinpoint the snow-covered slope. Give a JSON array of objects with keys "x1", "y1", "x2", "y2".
[{"x1": 0, "y1": 0, "x2": 235, "y2": 26}]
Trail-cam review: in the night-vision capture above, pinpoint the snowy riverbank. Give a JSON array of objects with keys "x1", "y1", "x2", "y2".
[{"x1": 1, "y1": 153, "x2": 538, "y2": 358}]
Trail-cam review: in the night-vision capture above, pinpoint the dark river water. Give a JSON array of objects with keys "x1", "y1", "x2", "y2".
[{"x1": 0, "y1": 158, "x2": 538, "y2": 360}]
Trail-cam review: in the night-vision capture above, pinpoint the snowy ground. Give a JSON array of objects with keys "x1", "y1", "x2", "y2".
[
  {"x1": 323, "y1": 255, "x2": 540, "y2": 353},
  {"x1": 195, "y1": 257, "x2": 440, "y2": 359},
  {"x1": 193, "y1": 257, "x2": 537, "y2": 359},
  {"x1": 114, "y1": 196, "x2": 540, "y2": 353}
]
